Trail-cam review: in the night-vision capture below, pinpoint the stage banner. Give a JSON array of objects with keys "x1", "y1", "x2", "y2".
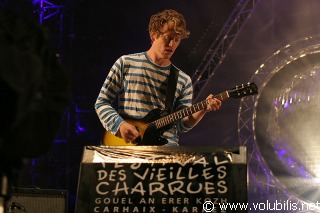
[{"x1": 76, "y1": 146, "x2": 247, "y2": 213}]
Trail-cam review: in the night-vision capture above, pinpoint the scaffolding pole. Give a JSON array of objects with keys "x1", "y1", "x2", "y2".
[
  {"x1": 36, "y1": 0, "x2": 64, "y2": 25},
  {"x1": 191, "y1": 0, "x2": 261, "y2": 102}
]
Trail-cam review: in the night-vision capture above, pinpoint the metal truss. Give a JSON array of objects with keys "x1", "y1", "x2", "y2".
[
  {"x1": 35, "y1": 0, "x2": 64, "y2": 25},
  {"x1": 34, "y1": 0, "x2": 72, "y2": 58},
  {"x1": 191, "y1": 0, "x2": 261, "y2": 102}
]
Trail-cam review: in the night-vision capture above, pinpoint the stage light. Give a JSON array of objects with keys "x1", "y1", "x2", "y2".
[{"x1": 238, "y1": 35, "x2": 320, "y2": 206}]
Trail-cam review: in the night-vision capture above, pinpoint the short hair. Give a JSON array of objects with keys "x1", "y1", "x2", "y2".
[{"x1": 148, "y1": 9, "x2": 190, "y2": 39}]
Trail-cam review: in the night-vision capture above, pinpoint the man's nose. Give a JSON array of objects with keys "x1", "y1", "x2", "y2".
[{"x1": 168, "y1": 39, "x2": 174, "y2": 47}]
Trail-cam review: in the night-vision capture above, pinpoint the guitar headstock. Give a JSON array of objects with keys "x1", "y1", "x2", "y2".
[{"x1": 228, "y1": 82, "x2": 258, "y2": 98}]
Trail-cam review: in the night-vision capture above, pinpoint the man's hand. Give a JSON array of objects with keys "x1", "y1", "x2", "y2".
[
  {"x1": 205, "y1": 94, "x2": 222, "y2": 111},
  {"x1": 119, "y1": 122, "x2": 140, "y2": 142}
]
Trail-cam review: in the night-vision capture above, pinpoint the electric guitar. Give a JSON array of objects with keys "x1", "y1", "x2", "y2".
[{"x1": 102, "y1": 82, "x2": 258, "y2": 146}]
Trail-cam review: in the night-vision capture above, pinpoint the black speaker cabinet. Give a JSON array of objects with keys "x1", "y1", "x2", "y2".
[
  {"x1": 76, "y1": 146, "x2": 247, "y2": 213},
  {"x1": 7, "y1": 187, "x2": 68, "y2": 213}
]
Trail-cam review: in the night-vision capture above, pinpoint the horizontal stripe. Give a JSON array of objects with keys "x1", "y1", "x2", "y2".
[{"x1": 95, "y1": 52, "x2": 193, "y2": 144}]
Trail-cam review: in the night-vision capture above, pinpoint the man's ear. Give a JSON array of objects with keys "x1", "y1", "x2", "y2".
[{"x1": 150, "y1": 32, "x2": 157, "y2": 43}]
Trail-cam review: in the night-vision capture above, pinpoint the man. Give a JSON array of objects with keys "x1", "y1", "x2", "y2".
[{"x1": 95, "y1": 9, "x2": 221, "y2": 146}]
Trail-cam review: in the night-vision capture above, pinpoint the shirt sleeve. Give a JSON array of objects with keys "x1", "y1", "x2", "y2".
[
  {"x1": 94, "y1": 57, "x2": 125, "y2": 135},
  {"x1": 175, "y1": 74, "x2": 194, "y2": 133}
]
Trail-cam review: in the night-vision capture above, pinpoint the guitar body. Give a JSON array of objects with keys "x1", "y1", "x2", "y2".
[{"x1": 102, "y1": 109, "x2": 170, "y2": 146}]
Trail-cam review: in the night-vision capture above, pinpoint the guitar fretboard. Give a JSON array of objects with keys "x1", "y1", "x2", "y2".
[{"x1": 153, "y1": 91, "x2": 229, "y2": 129}]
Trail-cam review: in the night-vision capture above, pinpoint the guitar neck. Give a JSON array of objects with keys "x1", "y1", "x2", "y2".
[{"x1": 153, "y1": 91, "x2": 229, "y2": 129}]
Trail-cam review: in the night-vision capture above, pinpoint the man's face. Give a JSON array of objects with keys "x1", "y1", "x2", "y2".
[{"x1": 151, "y1": 24, "x2": 182, "y2": 60}]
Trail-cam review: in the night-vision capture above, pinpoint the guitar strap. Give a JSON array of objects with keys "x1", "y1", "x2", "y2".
[{"x1": 165, "y1": 64, "x2": 179, "y2": 113}]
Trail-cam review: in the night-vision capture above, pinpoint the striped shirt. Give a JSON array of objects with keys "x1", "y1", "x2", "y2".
[{"x1": 95, "y1": 52, "x2": 193, "y2": 146}]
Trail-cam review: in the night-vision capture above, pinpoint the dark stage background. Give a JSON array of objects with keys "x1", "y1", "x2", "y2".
[{"x1": 3, "y1": 0, "x2": 320, "y2": 212}]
